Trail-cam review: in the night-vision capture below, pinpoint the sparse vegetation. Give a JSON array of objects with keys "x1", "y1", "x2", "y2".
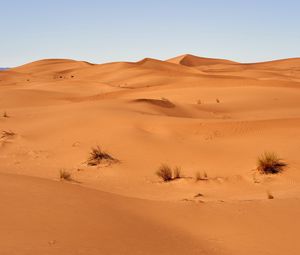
[
  {"x1": 195, "y1": 171, "x2": 208, "y2": 181},
  {"x1": 173, "y1": 166, "x2": 182, "y2": 179},
  {"x1": 3, "y1": 111, "x2": 8, "y2": 118},
  {"x1": 195, "y1": 171, "x2": 202, "y2": 181},
  {"x1": 156, "y1": 164, "x2": 173, "y2": 182},
  {"x1": 257, "y1": 152, "x2": 287, "y2": 174},
  {"x1": 59, "y1": 169, "x2": 72, "y2": 181},
  {"x1": 87, "y1": 146, "x2": 117, "y2": 166},
  {"x1": 156, "y1": 164, "x2": 184, "y2": 182},
  {"x1": 267, "y1": 191, "x2": 274, "y2": 199}
]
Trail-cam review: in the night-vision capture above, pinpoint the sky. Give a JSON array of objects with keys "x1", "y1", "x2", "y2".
[{"x1": 1, "y1": 0, "x2": 300, "y2": 66}]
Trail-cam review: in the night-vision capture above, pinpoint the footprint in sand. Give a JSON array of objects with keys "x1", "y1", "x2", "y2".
[{"x1": 0, "y1": 130, "x2": 16, "y2": 146}]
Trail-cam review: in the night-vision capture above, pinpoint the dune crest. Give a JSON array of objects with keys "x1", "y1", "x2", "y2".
[{"x1": 167, "y1": 54, "x2": 237, "y2": 66}]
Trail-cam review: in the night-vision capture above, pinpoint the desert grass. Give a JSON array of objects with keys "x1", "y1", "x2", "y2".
[
  {"x1": 195, "y1": 171, "x2": 202, "y2": 181},
  {"x1": 195, "y1": 171, "x2": 208, "y2": 181},
  {"x1": 3, "y1": 111, "x2": 8, "y2": 118},
  {"x1": 257, "y1": 152, "x2": 287, "y2": 174},
  {"x1": 87, "y1": 146, "x2": 117, "y2": 166},
  {"x1": 59, "y1": 169, "x2": 72, "y2": 181},
  {"x1": 156, "y1": 164, "x2": 184, "y2": 182},
  {"x1": 156, "y1": 164, "x2": 173, "y2": 182},
  {"x1": 267, "y1": 191, "x2": 274, "y2": 199},
  {"x1": 173, "y1": 166, "x2": 182, "y2": 179}
]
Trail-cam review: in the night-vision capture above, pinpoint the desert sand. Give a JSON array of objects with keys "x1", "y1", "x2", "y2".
[{"x1": 1, "y1": 54, "x2": 300, "y2": 254}]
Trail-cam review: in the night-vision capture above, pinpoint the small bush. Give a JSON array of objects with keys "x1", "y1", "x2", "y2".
[
  {"x1": 267, "y1": 191, "x2": 274, "y2": 199},
  {"x1": 3, "y1": 111, "x2": 8, "y2": 118},
  {"x1": 59, "y1": 169, "x2": 72, "y2": 181},
  {"x1": 156, "y1": 165, "x2": 184, "y2": 182},
  {"x1": 195, "y1": 171, "x2": 202, "y2": 181},
  {"x1": 87, "y1": 146, "x2": 117, "y2": 166},
  {"x1": 156, "y1": 164, "x2": 173, "y2": 182},
  {"x1": 257, "y1": 152, "x2": 287, "y2": 174},
  {"x1": 216, "y1": 98, "x2": 220, "y2": 103},
  {"x1": 173, "y1": 166, "x2": 182, "y2": 179},
  {"x1": 196, "y1": 99, "x2": 202, "y2": 105},
  {"x1": 195, "y1": 171, "x2": 208, "y2": 181}
]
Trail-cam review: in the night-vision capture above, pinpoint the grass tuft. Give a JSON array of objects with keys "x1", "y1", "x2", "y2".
[
  {"x1": 173, "y1": 166, "x2": 182, "y2": 179},
  {"x1": 267, "y1": 191, "x2": 274, "y2": 199},
  {"x1": 3, "y1": 111, "x2": 9, "y2": 118},
  {"x1": 257, "y1": 152, "x2": 287, "y2": 174},
  {"x1": 59, "y1": 169, "x2": 72, "y2": 181},
  {"x1": 156, "y1": 164, "x2": 184, "y2": 182},
  {"x1": 195, "y1": 171, "x2": 208, "y2": 181},
  {"x1": 156, "y1": 164, "x2": 173, "y2": 182},
  {"x1": 87, "y1": 146, "x2": 117, "y2": 166}
]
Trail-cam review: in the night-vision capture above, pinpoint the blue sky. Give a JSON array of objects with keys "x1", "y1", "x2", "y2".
[{"x1": 1, "y1": 0, "x2": 300, "y2": 66}]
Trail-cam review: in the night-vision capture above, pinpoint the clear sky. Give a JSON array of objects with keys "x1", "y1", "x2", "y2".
[{"x1": 1, "y1": 0, "x2": 300, "y2": 66}]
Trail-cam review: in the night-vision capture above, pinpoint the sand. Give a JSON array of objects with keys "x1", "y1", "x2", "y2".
[{"x1": 1, "y1": 54, "x2": 300, "y2": 254}]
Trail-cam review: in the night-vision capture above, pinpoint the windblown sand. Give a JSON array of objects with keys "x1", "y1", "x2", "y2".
[{"x1": 1, "y1": 54, "x2": 300, "y2": 254}]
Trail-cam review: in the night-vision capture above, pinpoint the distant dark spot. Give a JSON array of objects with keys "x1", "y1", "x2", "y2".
[{"x1": 194, "y1": 193, "x2": 204, "y2": 198}]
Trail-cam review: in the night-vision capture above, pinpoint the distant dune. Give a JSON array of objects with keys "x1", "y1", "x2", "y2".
[
  {"x1": 167, "y1": 54, "x2": 237, "y2": 66},
  {"x1": 1, "y1": 54, "x2": 300, "y2": 254}
]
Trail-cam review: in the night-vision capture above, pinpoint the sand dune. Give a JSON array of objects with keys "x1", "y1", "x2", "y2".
[
  {"x1": 1, "y1": 54, "x2": 300, "y2": 254},
  {"x1": 167, "y1": 54, "x2": 237, "y2": 66}
]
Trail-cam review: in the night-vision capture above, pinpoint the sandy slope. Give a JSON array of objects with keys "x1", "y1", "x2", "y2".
[{"x1": 1, "y1": 54, "x2": 300, "y2": 254}]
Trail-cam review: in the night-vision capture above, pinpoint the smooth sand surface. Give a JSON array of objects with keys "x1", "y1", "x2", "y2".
[{"x1": 1, "y1": 54, "x2": 300, "y2": 254}]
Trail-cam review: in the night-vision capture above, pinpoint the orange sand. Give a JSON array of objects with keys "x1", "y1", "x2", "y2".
[{"x1": 1, "y1": 54, "x2": 300, "y2": 254}]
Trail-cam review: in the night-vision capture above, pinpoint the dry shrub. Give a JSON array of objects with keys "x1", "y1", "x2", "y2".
[
  {"x1": 87, "y1": 146, "x2": 117, "y2": 166},
  {"x1": 195, "y1": 171, "x2": 202, "y2": 181},
  {"x1": 156, "y1": 164, "x2": 173, "y2": 182},
  {"x1": 59, "y1": 169, "x2": 72, "y2": 181},
  {"x1": 267, "y1": 191, "x2": 274, "y2": 199},
  {"x1": 156, "y1": 165, "x2": 184, "y2": 182},
  {"x1": 195, "y1": 171, "x2": 208, "y2": 181},
  {"x1": 3, "y1": 111, "x2": 8, "y2": 118},
  {"x1": 173, "y1": 166, "x2": 182, "y2": 179},
  {"x1": 257, "y1": 152, "x2": 287, "y2": 174}
]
